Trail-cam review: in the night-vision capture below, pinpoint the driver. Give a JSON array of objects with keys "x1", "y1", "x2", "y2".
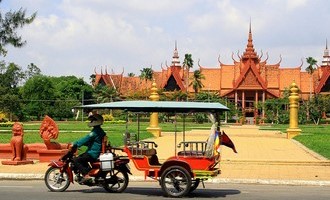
[{"x1": 71, "y1": 112, "x2": 106, "y2": 183}]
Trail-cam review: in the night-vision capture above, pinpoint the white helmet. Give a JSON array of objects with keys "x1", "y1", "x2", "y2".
[{"x1": 88, "y1": 114, "x2": 104, "y2": 127}]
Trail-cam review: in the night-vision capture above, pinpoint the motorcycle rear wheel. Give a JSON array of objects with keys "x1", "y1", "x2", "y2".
[
  {"x1": 103, "y1": 169, "x2": 129, "y2": 193},
  {"x1": 44, "y1": 167, "x2": 70, "y2": 192}
]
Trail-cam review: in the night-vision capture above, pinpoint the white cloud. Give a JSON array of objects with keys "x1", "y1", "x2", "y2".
[
  {"x1": 1, "y1": 0, "x2": 329, "y2": 81},
  {"x1": 286, "y1": 0, "x2": 308, "y2": 10}
]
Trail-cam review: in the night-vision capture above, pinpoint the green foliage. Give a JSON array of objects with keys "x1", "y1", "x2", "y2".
[
  {"x1": 0, "y1": 111, "x2": 7, "y2": 122},
  {"x1": 0, "y1": 122, "x2": 14, "y2": 127},
  {"x1": 94, "y1": 85, "x2": 120, "y2": 103},
  {"x1": 25, "y1": 63, "x2": 41, "y2": 80},
  {"x1": 278, "y1": 111, "x2": 289, "y2": 124},
  {"x1": 20, "y1": 75, "x2": 56, "y2": 120},
  {"x1": 194, "y1": 92, "x2": 235, "y2": 120},
  {"x1": 159, "y1": 90, "x2": 188, "y2": 101},
  {"x1": 189, "y1": 70, "x2": 205, "y2": 93},
  {"x1": 183, "y1": 53, "x2": 194, "y2": 94},
  {"x1": 183, "y1": 54, "x2": 193, "y2": 69},
  {"x1": 50, "y1": 76, "x2": 94, "y2": 104},
  {"x1": 305, "y1": 57, "x2": 317, "y2": 74},
  {"x1": 298, "y1": 103, "x2": 307, "y2": 124},
  {"x1": 261, "y1": 96, "x2": 289, "y2": 124},
  {"x1": 103, "y1": 114, "x2": 114, "y2": 121},
  {"x1": 0, "y1": 62, "x2": 24, "y2": 120},
  {"x1": 194, "y1": 113, "x2": 207, "y2": 123},
  {"x1": 127, "y1": 73, "x2": 135, "y2": 77},
  {"x1": 308, "y1": 94, "x2": 328, "y2": 125},
  {"x1": 139, "y1": 67, "x2": 153, "y2": 82},
  {"x1": 0, "y1": 3, "x2": 36, "y2": 56}
]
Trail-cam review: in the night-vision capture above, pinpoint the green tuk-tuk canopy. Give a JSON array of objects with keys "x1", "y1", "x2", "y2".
[{"x1": 76, "y1": 101, "x2": 229, "y2": 113}]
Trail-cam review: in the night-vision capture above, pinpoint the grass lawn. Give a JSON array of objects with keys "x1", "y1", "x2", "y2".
[
  {"x1": 1, "y1": 121, "x2": 329, "y2": 159},
  {"x1": 294, "y1": 125, "x2": 330, "y2": 159},
  {"x1": 260, "y1": 124, "x2": 330, "y2": 159},
  {"x1": 0, "y1": 121, "x2": 213, "y2": 147}
]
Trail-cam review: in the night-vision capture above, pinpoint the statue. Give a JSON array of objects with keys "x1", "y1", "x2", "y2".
[
  {"x1": 39, "y1": 115, "x2": 69, "y2": 149},
  {"x1": 10, "y1": 122, "x2": 28, "y2": 161},
  {"x1": 1, "y1": 116, "x2": 69, "y2": 163},
  {"x1": 1, "y1": 122, "x2": 33, "y2": 165}
]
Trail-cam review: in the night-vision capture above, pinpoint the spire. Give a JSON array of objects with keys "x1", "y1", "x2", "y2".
[
  {"x1": 326, "y1": 38, "x2": 328, "y2": 49},
  {"x1": 322, "y1": 38, "x2": 330, "y2": 66},
  {"x1": 249, "y1": 17, "x2": 252, "y2": 33},
  {"x1": 171, "y1": 40, "x2": 180, "y2": 66},
  {"x1": 242, "y1": 21, "x2": 258, "y2": 60}
]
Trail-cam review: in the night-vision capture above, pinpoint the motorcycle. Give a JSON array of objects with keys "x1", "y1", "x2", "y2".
[{"x1": 44, "y1": 144, "x2": 131, "y2": 193}]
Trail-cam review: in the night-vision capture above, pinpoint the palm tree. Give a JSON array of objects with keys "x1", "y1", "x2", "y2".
[
  {"x1": 139, "y1": 67, "x2": 153, "y2": 90},
  {"x1": 127, "y1": 72, "x2": 135, "y2": 77},
  {"x1": 94, "y1": 85, "x2": 119, "y2": 103},
  {"x1": 189, "y1": 70, "x2": 205, "y2": 94},
  {"x1": 182, "y1": 54, "x2": 194, "y2": 96},
  {"x1": 90, "y1": 74, "x2": 96, "y2": 86},
  {"x1": 306, "y1": 57, "x2": 317, "y2": 98}
]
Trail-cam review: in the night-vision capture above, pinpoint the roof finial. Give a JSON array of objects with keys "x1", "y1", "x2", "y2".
[
  {"x1": 249, "y1": 17, "x2": 252, "y2": 33},
  {"x1": 326, "y1": 38, "x2": 328, "y2": 50},
  {"x1": 171, "y1": 40, "x2": 180, "y2": 66}
]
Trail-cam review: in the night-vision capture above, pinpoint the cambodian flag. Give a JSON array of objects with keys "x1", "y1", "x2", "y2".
[{"x1": 220, "y1": 131, "x2": 237, "y2": 153}]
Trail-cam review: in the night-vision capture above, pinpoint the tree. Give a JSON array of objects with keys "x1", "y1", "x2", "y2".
[
  {"x1": 25, "y1": 63, "x2": 41, "y2": 80},
  {"x1": 307, "y1": 94, "x2": 329, "y2": 125},
  {"x1": 94, "y1": 85, "x2": 120, "y2": 103},
  {"x1": 0, "y1": 62, "x2": 24, "y2": 120},
  {"x1": 139, "y1": 67, "x2": 153, "y2": 89},
  {"x1": 306, "y1": 57, "x2": 317, "y2": 98},
  {"x1": 50, "y1": 76, "x2": 94, "y2": 121},
  {"x1": 20, "y1": 75, "x2": 56, "y2": 120},
  {"x1": 0, "y1": 1, "x2": 36, "y2": 57},
  {"x1": 182, "y1": 54, "x2": 193, "y2": 94},
  {"x1": 90, "y1": 74, "x2": 96, "y2": 86},
  {"x1": 189, "y1": 70, "x2": 205, "y2": 94},
  {"x1": 127, "y1": 72, "x2": 135, "y2": 77}
]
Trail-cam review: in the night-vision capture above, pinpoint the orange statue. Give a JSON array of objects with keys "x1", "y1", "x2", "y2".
[
  {"x1": 39, "y1": 115, "x2": 68, "y2": 149},
  {"x1": 10, "y1": 122, "x2": 28, "y2": 161}
]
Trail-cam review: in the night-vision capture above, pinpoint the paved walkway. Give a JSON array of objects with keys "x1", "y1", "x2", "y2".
[{"x1": 1, "y1": 125, "x2": 330, "y2": 185}]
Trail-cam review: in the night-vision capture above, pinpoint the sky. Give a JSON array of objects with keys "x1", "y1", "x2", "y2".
[{"x1": 1, "y1": 0, "x2": 330, "y2": 83}]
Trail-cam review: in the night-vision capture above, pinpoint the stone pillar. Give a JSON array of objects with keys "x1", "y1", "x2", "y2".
[
  {"x1": 287, "y1": 81, "x2": 302, "y2": 139},
  {"x1": 235, "y1": 91, "x2": 238, "y2": 123},
  {"x1": 147, "y1": 79, "x2": 162, "y2": 137},
  {"x1": 262, "y1": 91, "x2": 265, "y2": 119}
]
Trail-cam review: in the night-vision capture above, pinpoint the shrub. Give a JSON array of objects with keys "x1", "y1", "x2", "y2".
[
  {"x1": 0, "y1": 112, "x2": 8, "y2": 122},
  {"x1": 0, "y1": 122, "x2": 14, "y2": 127},
  {"x1": 102, "y1": 114, "x2": 114, "y2": 121},
  {"x1": 194, "y1": 113, "x2": 207, "y2": 124}
]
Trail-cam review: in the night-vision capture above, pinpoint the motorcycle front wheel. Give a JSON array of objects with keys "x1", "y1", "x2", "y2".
[
  {"x1": 103, "y1": 169, "x2": 129, "y2": 193},
  {"x1": 44, "y1": 167, "x2": 70, "y2": 192}
]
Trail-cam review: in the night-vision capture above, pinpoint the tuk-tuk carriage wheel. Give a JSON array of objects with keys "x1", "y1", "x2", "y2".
[
  {"x1": 160, "y1": 166, "x2": 192, "y2": 197},
  {"x1": 190, "y1": 178, "x2": 200, "y2": 192}
]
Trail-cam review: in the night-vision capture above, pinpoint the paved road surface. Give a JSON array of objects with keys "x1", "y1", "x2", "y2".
[{"x1": 0, "y1": 180, "x2": 329, "y2": 200}]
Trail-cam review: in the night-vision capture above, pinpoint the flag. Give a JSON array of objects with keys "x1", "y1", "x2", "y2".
[
  {"x1": 221, "y1": 131, "x2": 237, "y2": 153},
  {"x1": 214, "y1": 131, "x2": 221, "y2": 156}
]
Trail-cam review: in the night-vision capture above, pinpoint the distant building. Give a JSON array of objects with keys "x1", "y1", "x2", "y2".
[{"x1": 94, "y1": 27, "x2": 330, "y2": 123}]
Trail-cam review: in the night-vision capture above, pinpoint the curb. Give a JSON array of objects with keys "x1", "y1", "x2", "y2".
[{"x1": 1, "y1": 173, "x2": 330, "y2": 186}]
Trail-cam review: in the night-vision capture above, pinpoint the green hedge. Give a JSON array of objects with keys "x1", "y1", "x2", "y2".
[{"x1": 0, "y1": 122, "x2": 14, "y2": 127}]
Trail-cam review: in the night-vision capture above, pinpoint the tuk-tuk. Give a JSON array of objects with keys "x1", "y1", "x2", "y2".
[{"x1": 79, "y1": 100, "x2": 236, "y2": 197}]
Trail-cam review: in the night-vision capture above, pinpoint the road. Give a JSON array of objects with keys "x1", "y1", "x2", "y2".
[{"x1": 0, "y1": 180, "x2": 329, "y2": 200}]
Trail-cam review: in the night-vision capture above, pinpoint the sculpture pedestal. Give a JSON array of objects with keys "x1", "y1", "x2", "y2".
[
  {"x1": 147, "y1": 127, "x2": 162, "y2": 137},
  {"x1": 37, "y1": 149, "x2": 69, "y2": 162},
  {"x1": 1, "y1": 160, "x2": 34, "y2": 165},
  {"x1": 287, "y1": 128, "x2": 301, "y2": 139}
]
